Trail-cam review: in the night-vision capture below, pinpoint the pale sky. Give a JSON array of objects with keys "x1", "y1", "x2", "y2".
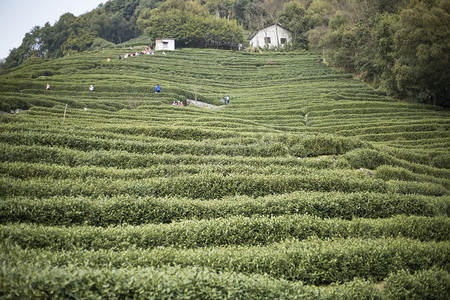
[{"x1": 0, "y1": 0, "x2": 106, "y2": 60}]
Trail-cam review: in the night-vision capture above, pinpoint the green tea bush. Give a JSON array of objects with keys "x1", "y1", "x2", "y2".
[
  {"x1": 344, "y1": 148, "x2": 390, "y2": 169},
  {"x1": 0, "y1": 98, "x2": 30, "y2": 111},
  {"x1": 288, "y1": 134, "x2": 369, "y2": 157},
  {"x1": 384, "y1": 268, "x2": 450, "y2": 300},
  {"x1": 1, "y1": 192, "x2": 448, "y2": 226},
  {"x1": 1, "y1": 170, "x2": 447, "y2": 199},
  {"x1": 1, "y1": 215, "x2": 447, "y2": 250},
  {"x1": 433, "y1": 154, "x2": 450, "y2": 169},
  {"x1": 1, "y1": 237, "x2": 447, "y2": 284},
  {"x1": 0, "y1": 264, "x2": 319, "y2": 299},
  {"x1": 0, "y1": 47, "x2": 448, "y2": 295},
  {"x1": 89, "y1": 38, "x2": 116, "y2": 50},
  {"x1": 375, "y1": 166, "x2": 450, "y2": 189},
  {"x1": 0, "y1": 143, "x2": 345, "y2": 170},
  {"x1": 359, "y1": 131, "x2": 450, "y2": 142},
  {"x1": 326, "y1": 279, "x2": 382, "y2": 300},
  {"x1": 3, "y1": 262, "x2": 447, "y2": 299}
]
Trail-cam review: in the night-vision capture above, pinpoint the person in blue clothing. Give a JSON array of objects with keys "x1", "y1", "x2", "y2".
[{"x1": 155, "y1": 84, "x2": 161, "y2": 93}]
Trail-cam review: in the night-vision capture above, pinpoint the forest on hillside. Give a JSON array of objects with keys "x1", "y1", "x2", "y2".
[{"x1": 1, "y1": 0, "x2": 449, "y2": 107}]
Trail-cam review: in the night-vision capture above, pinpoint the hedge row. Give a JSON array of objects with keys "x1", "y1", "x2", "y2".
[
  {"x1": 0, "y1": 161, "x2": 344, "y2": 181},
  {"x1": 375, "y1": 165, "x2": 450, "y2": 190},
  {"x1": 0, "y1": 131, "x2": 284, "y2": 157},
  {"x1": 0, "y1": 144, "x2": 350, "y2": 170},
  {"x1": 0, "y1": 129, "x2": 369, "y2": 157},
  {"x1": 1, "y1": 172, "x2": 447, "y2": 199},
  {"x1": 303, "y1": 101, "x2": 441, "y2": 113},
  {"x1": 336, "y1": 123, "x2": 450, "y2": 137},
  {"x1": 1, "y1": 263, "x2": 448, "y2": 299},
  {"x1": 1, "y1": 215, "x2": 447, "y2": 250},
  {"x1": 358, "y1": 131, "x2": 450, "y2": 142},
  {"x1": 377, "y1": 145, "x2": 450, "y2": 169},
  {"x1": 1, "y1": 237, "x2": 448, "y2": 284},
  {"x1": 0, "y1": 264, "x2": 317, "y2": 300},
  {"x1": 344, "y1": 148, "x2": 450, "y2": 179},
  {"x1": 2, "y1": 191, "x2": 447, "y2": 226}
]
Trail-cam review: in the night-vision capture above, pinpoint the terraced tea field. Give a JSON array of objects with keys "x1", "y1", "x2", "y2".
[{"x1": 1, "y1": 48, "x2": 449, "y2": 298}]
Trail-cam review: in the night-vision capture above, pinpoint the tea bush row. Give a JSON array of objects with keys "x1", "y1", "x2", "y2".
[
  {"x1": 0, "y1": 161, "x2": 345, "y2": 182},
  {"x1": 0, "y1": 143, "x2": 346, "y2": 169},
  {"x1": 2, "y1": 260, "x2": 447, "y2": 299},
  {"x1": 1, "y1": 172, "x2": 447, "y2": 199},
  {"x1": 0, "y1": 264, "x2": 318, "y2": 300},
  {"x1": 0, "y1": 128, "x2": 370, "y2": 158},
  {"x1": 358, "y1": 131, "x2": 450, "y2": 143},
  {"x1": 336, "y1": 123, "x2": 450, "y2": 137},
  {"x1": 1, "y1": 215, "x2": 448, "y2": 251},
  {"x1": 1, "y1": 237, "x2": 447, "y2": 284},
  {"x1": 0, "y1": 134, "x2": 296, "y2": 157},
  {"x1": 343, "y1": 148, "x2": 450, "y2": 178},
  {"x1": 375, "y1": 166, "x2": 450, "y2": 189},
  {"x1": 1, "y1": 191, "x2": 447, "y2": 226},
  {"x1": 376, "y1": 145, "x2": 450, "y2": 169}
]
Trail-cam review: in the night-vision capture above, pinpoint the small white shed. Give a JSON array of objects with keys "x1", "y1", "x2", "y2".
[
  {"x1": 155, "y1": 38, "x2": 175, "y2": 51},
  {"x1": 248, "y1": 24, "x2": 292, "y2": 49}
]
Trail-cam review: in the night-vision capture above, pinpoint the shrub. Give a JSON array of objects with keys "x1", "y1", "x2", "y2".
[
  {"x1": 384, "y1": 268, "x2": 450, "y2": 300},
  {"x1": 289, "y1": 134, "x2": 368, "y2": 157},
  {"x1": 432, "y1": 154, "x2": 450, "y2": 169},
  {"x1": 344, "y1": 149, "x2": 390, "y2": 169},
  {"x1": 89, "y1": 38, "x2": 116, "y2": 50},
  {"x1": 0, "y1": 98, "x2": 30, "y2": 111}
]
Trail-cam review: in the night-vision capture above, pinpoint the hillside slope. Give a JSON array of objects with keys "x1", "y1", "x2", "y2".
[{"x1": 1, "y1": 48, "x2": 449, "y2": 298}]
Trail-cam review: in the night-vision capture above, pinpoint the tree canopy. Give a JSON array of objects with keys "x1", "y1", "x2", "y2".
[{"x1": 137, "y1": 0, "x2": 243, "y2": 48}]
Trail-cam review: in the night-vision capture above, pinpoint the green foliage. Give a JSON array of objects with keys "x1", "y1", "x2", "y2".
[
  {"x1": 289, "y1": 134, "x2": 368, "y2": 157},
  {"x1": 3, "y1": 0, "x2": 448, "y2": 109},
  {"x1": 1, "y1": 237, "x2": 448, "y2": 285},
  {"x1": 384, "y1": 268, "x2": 450, "y2": 300},
  {"x1": 0, "y1": 46, "x2": 448, "y2": 298},
  {"x1": 137, "y1": 5, "x2": 244, "y2": 48},
  {"x1": 279, "y1": 1, "x2": 309, "y2": 49},
  {"x1": 344, "y1": 149, "x2": 389, "y2": 169},
  {"x1": 0, "y1": 264, "x2": 319, "y2": 299},
  {"x1": 1, "y1": 191, "x2": 448, "y2": 226},
  {"x1": 89, "y1": 38, "x2": 116, "y2": 50},
  {"x1": 0, "y1": 98, "x2": 30, "y2": 112},
  {"x1": 394, "y1": 0, "x2": 450, "y2": 106},
  {"x1": 1, "y1": 215, "x2": 448, "y2": 251}
]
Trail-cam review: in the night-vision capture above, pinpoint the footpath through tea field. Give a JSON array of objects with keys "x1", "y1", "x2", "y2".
[{"x1": 1, "y1": 48, "x2": 449, "y2": 298}]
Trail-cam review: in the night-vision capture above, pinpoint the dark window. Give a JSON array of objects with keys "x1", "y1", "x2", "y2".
[
  {"x1": 264, "y1": 37, "x2": 271, "y2": 44},
  {"x1": 280, "y1": 38, "x2": 287, "y2": 44}
]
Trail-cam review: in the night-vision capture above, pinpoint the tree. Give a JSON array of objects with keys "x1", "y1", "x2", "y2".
[
  {"x1": 394, "y1": 0, "x2": 450, "y2": 106},
  {"x1": 137, "y1": 1, "x2": 243, "y2": 48},
  {"x1": 233, "y1": 0, "x2": 263, "y2": 28},
  {"x1": 279, "y1": 1, "x2": 309, "y2": 49},
  {"x1": 371, "y1": 13, "x2": 400, "y2": 95},
  {"x1": 4, "y1": 26, "x2": 43, "y2": 69}
]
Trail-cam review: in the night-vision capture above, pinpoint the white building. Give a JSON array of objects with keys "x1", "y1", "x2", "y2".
[
  {"x1": 248, "y1": 24, "x2": 292, "y2": 49},
  {"x1": 155, "y1": 38, "x2": 175, "y2": 51}
]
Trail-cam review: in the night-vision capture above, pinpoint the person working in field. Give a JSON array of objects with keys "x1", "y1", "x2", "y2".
[
  {"x1": 155, "y1": 84, "x2": 161, "y2": 93},
  {"x1": 89, "y1": 85, "x2": 95, "y2": 92},
  {"x1": 46, "y1": 83, "x2": 50, "y2": 90}
]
